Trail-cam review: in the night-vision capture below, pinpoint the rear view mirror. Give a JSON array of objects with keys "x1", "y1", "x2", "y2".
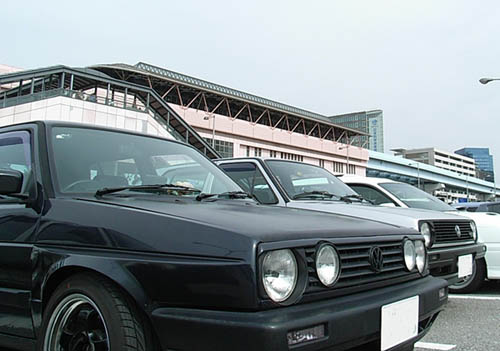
[
  {"x1": 0, "y1": 169, "x2": 23, "y2": 195},
  {"x1": 379, "y1": 202, "x2": 396, "y2": 207}
]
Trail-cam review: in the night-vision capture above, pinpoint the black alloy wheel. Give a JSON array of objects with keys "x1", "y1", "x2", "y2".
[
  {"x1": 39, "y1": 273, "x2": 153, "y2": 351},
  {"x1": 449, "y1": 258, "x2": 486, "y2": 293}
]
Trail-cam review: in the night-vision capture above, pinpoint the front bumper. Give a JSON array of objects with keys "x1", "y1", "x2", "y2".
[
  {"x1": 151, "y1": 276, "x2": 447, "y2": 351},
  {"x1": 428, "y1": 242, "x2": 487, "y2": 284}
]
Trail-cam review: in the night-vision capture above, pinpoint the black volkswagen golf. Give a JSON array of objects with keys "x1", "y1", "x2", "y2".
[{"x1": 0, "y1": 121, "x2": 447, "y2": 351}]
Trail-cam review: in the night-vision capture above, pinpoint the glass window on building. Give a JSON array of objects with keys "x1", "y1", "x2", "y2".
[{"x1": 204, "y1": 138, "x2": 234, "y2": 158}]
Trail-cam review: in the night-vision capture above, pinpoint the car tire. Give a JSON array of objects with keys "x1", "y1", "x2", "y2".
[
  {"x1": 449, "y1": 258, "x2": 486, "y2": 294},
  {"x1": 38, "y1": 272, "x2": 154, "y2": 351}
]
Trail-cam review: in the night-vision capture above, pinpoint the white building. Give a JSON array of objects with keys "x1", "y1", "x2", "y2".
[{"x1": 392, "y1": 147, "x2": 476, "y2": 178}]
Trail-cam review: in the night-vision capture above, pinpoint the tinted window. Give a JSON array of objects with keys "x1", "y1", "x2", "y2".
[
  {"x1": 0, "y1": 131, "x2": 32, "y2": 193},
  {"x1": 379, "y1": 182, "x2": 454, "y2": 211},
  {"x1": 349, "y1": 184, "x2": 396, "y2": 206},
  {"x1": 265, "y1": 160, "x2": 357, "y2": 199},
  {"x1": 486, "y1": 203, "x2": 500, "y2": 214},
  {"x1": 220, "y1": 162, "x2": 278, "y2": 204},
  {"x1": 50, "y1": 127, "x2": 241, "y2": 195}
]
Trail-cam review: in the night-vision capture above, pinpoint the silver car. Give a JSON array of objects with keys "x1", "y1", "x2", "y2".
[{"x1": 216, "y1": 157, "x2": 486, "y2": 289}]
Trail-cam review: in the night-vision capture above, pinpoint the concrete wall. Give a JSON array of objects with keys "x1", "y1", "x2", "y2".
[{"x1": 0, "y1": 96, "x2": 175, "y2": 139}]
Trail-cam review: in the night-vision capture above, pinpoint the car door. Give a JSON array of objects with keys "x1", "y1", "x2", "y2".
[{"x1": 0, "y1": 129, "x2": 39, "y2": 338}]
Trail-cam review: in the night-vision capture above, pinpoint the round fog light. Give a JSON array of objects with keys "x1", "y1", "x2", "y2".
[
  {"x1": 420, "y1": 222, "x2": 432, "y2": 248},
  {"x1": 262, "y1": 249, "x2": 297, "y2": 302},
  {"x1": 404, "y1": 240, "x2": 416, "y2": 271},
  {"x1": 470, "y1": 221, "x2": 477, "y2": 241},
  {"x1": 414, "y1": 240, "x2": 426, "y2": 274},
  {"x1": 315, "y1": 244, "x2": 340, "y2": 287}
]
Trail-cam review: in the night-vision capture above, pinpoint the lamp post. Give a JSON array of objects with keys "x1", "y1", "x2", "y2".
[
  {"x1": 203, "y1": 114, "x2": 215, "y2": 148},
  {"x1": 408, "y1": 162, "x2": 420, "y2": 189},
  {"x1": 466, "y1": 174, "x2": 469, "y2": 202},
  {"x1": 479, "y1": 77, "x2": 499, "y2": 201},
  {"x1": 479, "y1": 78, "x2": 500, "y2": 85},
  {"x1": 338, "y1": 145, "x2": 350, "y2": 174}
]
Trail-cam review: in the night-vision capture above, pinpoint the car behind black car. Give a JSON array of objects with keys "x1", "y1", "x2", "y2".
[{"x1": 0, "y1": 121, "x2": 447, "y2": 351}]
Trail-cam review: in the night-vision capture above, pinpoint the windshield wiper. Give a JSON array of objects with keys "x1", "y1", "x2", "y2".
[
  {"x1": 95, "y1": 184, "x2": 201, "y2": 197},
  {"x1": 195, "y1": 191, "x2": 253, "y2": 201},
  {"x1": 339, "y1": 194, "x2": 374, "y2": 204},
  {"x1": 292, "y1": 191, "x2": 337, "y2": 200}
]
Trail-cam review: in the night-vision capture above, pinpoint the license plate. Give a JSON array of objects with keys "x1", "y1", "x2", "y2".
[
  {"x1": 381, "y1": 296, "x2": 419, "y2": 351},
  {"x1": 458, "y1": 254, "x2": 473, "y2": 278}
]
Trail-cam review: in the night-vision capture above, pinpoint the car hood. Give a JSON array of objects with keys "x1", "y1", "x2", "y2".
[
  {"x1": 79, "y1": 196, "x2": 408, "y2": 239},
  {"x1": 34, "y1": 196, "x2": 418, "y2": 260},
  {"x1": 287, "y1": 201, "x2": 469, "y2": 230}
]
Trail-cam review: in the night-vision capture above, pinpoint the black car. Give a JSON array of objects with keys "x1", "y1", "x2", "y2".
[{"x1": 0, "y1": 121, "x2": 447, "y2": 351}]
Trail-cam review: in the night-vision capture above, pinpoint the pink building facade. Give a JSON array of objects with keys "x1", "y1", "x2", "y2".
[
  {"x1": 2, "y1": 62, "x2": 370, "y2": 174},
  {"x1": 173, "y1": 105, "x2": 368, "y2": 175}
]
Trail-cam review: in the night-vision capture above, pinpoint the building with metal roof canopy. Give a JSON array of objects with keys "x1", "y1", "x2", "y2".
[
  {"x1": 92, "y1": 62, "x2": 370, "y2": 175},
  {"x1": 0, "y1": 65, "x2": 219, "y2": 159}
]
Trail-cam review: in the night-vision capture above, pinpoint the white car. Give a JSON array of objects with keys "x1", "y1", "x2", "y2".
[
  {"x1": 215, "y1": 158, "x2": 485, "y2": 289},
  {"x1": 341, "y1": 175, "x2": 499, "y2": 293}
]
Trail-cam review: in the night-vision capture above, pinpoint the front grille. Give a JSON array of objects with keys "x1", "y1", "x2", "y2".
[
  {"x1": 432, "y1": 221, "x2": 473, "y2": 244},
  {"x1": 305, "y1": 241, "x2": 411, "y2": 293}
]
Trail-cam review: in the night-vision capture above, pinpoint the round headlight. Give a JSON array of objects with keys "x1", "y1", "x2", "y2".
[
  {"x1": 414, "y1": 240, "x2": 426, "y2": 274},
  {"x1": 315, "y1": 244, "x2": 340, "y2": 287},
  {"x1": 403, "y1": 240, "x2": 416, "y2": 271},
  {"x1": 470, "y1": 221, "x2": 477, "y2": 241},
  {"x1": 420, "y1": 222, "x2": 432, "y2": 248},
  {"x1": 262, "y1": 249, "x2": 297, "y2": 302}
]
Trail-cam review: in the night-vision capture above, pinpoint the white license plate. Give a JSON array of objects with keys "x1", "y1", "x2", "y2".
[
  {"x1": 458, "y1": 254, "x2": 473, "y2": 278},
  {"x1": 381, "y1": 296, "x2": 419, "y2": 351}
]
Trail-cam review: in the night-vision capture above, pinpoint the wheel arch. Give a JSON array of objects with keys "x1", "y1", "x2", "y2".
[{"x1": 33, "y1": 255, "x2": 155, "y2": 341}]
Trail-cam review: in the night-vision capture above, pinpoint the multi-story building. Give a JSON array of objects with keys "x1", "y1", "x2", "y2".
[
  {"x1": 328, "y1": 109, "x2": 384, "y2": 152},
  {"x1": 93, "y1": 62, "x2": 370, "y2": 175},
  {"x1": 1, "y1": 62, "x2": 371, "y2": 175},
  {"x1": 392, "y1": 147, "x2": 476, "y2": 178},
  {"x1": 0, "y1": 65, "x2": 217, "y2": 160},
  {"x1": 455, "y1": 147, "x2": 495, "y2": 182}
]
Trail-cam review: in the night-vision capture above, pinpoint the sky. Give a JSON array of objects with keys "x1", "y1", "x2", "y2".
[{"x1": 3, "y1": 0, "x2": 500, "y2": 178}]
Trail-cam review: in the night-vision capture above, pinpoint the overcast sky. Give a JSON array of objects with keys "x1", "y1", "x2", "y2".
[{"x1": 3, "y1": 1, "x2": 500, "y2": 179}]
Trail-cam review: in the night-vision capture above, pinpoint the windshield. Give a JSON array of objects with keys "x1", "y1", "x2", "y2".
[
  {"x1": 265, "y1": 160, "x2": 357, "y2": 199},
  {"x1": 379, "y1": 182, "x2": 455, "y2": 211},
  {"x1": 50, "y1": 127, "x2": 242, "y2": 196}
]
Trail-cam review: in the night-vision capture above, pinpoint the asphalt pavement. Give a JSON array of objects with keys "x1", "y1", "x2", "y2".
[{"x1": 415, "y1": 280, "x2": 500, "y2": 351}]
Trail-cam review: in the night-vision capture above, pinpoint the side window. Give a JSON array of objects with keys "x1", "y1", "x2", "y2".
[
  {"x1": 349, "y1": 184, "x2": 397, "y2": 206},
  {"x1": 220, "y1": 162, "x2": 278, "y2": 204},
  {"x1": 0, "y1": 131, "x2": 32, "y2": 193},
  {"x1": 487, "y1": 204, "x2": 500, "y2": 214}
]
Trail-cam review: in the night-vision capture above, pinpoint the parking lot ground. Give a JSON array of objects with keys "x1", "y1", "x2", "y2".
[{"x1": 415, "y1": 280, "x2": 500, "y2": 351}]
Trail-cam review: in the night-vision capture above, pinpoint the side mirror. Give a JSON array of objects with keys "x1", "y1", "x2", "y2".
[
  {"x1": 379, "y1": 202, "x2": 396, "y2": 208},
  {"x1": 0, "y1": 169, "x2": 23, "y2": 195}
]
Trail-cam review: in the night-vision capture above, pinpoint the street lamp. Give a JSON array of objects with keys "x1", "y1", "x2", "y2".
[
  {"x1": 203, "y1": 114, "x2": 215, "y2": 148},
  {"x1": 479, "y1": 78, "x2": 500, "y2": 85},
  {"x1": 408, "y1": 162, "x2": 420, "y2": 189},
  {"x1": 338, "y1": 145, "x2": 350, "y2": 174},
  {"x1": 479, "y1": 77, "x2": 498, "y2": 201},
  {"x1": 466, "y1": 174, "x2": 469, "y2": 202}
]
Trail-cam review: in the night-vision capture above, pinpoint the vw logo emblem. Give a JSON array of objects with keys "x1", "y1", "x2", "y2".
[
  {"x1": 455, "y1": 225, "x2": 462, "y2": 238},
  {"x1": 369, "y1": 247, "x2": 384, "y2": 273}
]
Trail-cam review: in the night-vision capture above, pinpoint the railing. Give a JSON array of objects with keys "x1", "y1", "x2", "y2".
[{"x1": 0, "y1": 88, "x2": 184, "y2": 141}]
